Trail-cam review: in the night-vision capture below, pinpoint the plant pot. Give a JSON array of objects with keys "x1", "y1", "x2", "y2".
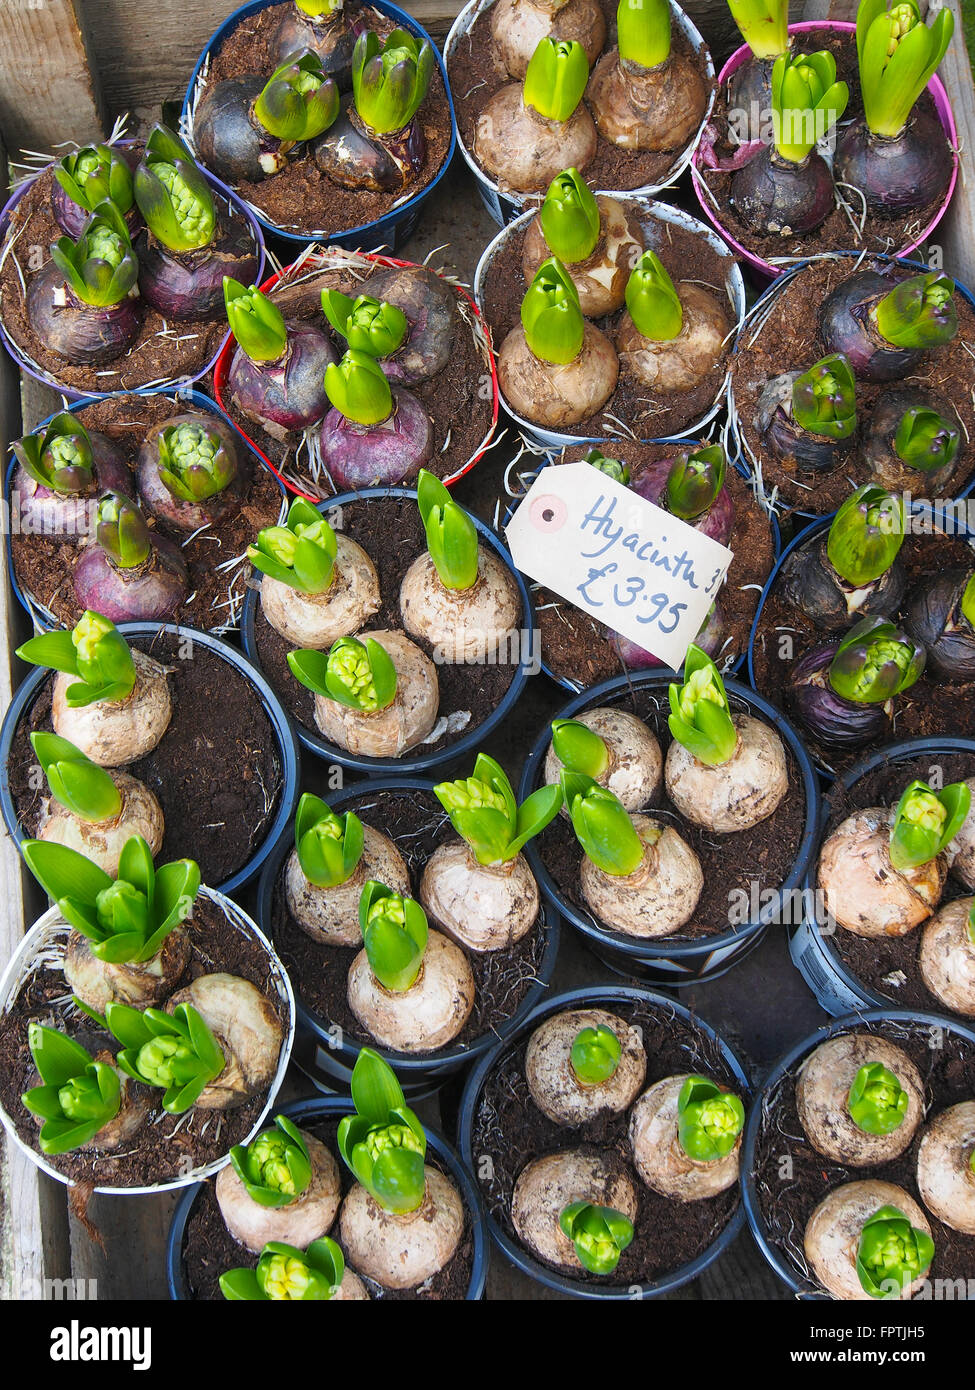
[
  {"x1": 0, "y1": 621, "x2": 301, "y2": 896},
  {"x1": 692, "y1": 21, "x2": 958, "y2": 282},
  {"x1": 4, "y1": 388, "x2": 286, "y2": 636},
  {"x1": 447, "y1": 0, "x2": 715, "y2": 227},
  {"x1": 257, "y1": 776, "x2": 562, "y2": 1098},
  {"x1": 213, "y1": 249, "x2": 499, "y2": 499},
  {"x1": 502, "y1": 438, "x2": 780, "y2": 691},
  {"x1": 241, "y1": 486, "x2": 536, "y2": 776},
  {"x1": 458, "y1": 984, "x2": 749, "y2": 1298},
  {"x1": 166, "y1": 1093, "x2": 489, "y2": 1299},
  {"x1": 742, "y1": 1009, "x2": 975, "y2": 1298},
  {"x1": 729, "y1": 252, "x2": 975, "y2": 523},
  {"x1": 475, "y1": 199, "x2": 744, "y2": 450},
  {"x1": 181, "y1": 0, "x2": 457, "y2": 255},
  {"x1": 747, "y1": 504, "x2": 975, "y2": 780},
  {"x1": 790, "y1": 736, "x2": 975, "y2": 1019},
  {"x1": 0, "y1": 896, "x2": 295, "y2": 1196},
  {"x1": 518, "y1": 669, "x2": 820, "y2": 983},
  {"x1": 0, "y1": 140, "x2": 264, "y2": 400}
]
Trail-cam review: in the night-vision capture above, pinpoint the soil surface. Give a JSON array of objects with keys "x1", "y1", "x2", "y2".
[
  {"x1": 7, "y1": 629, "x2": 285, "y2": 887},
  {"x1": 481, "y1": 203, "x2": 734, "y2": 440},
  {"x1": 449, "y1": 0, "x2": 714, "y2": 196},
  {"x1": 180, "y1": 1114, "x2": 475, "y2": 1299},
  {"x1": 0, "y1": 166, "x2": 252, "y2": 393},
  {"x1": 8, "y1": 393, "x2": 283, "y2": 634},
  {"x1": 196, "y1": 1, "x2": 452, "y2": 236},
  {"x1": 470, "y1": 994, "x2": 742, "y2": 1288},
  {"x1": 699, "y1": 28, "x2": 952, "y2": 271},
  {"x1": 731, "y1": 258, "x2": 975, "y2": 518},
  {"x1": 817, "y1": 748, "x2": 975, "y2": 1017},
  {"x1": 0, "y1": 896, "x2": 289, "y2": 1188},
  {"x1": 751, "y1": 1018, "x2": 975, "y2": 1297},
  {"x1": 217, "y1": 258, "x2": 495, "y2": 496},
  {"x1": 251, "y1": 493, "x2": 522, "y2": 762},
  {"x1": 528, "y1": 680, "x2": 807, "y2": 942},
  {"x1": 271, "y1": 785, "x2": 550, "y2": 1053},
  {"x1": 507, "y1": 443, "x2": 775, "y2": 687},
  {"x1": 751, "y1": 519, "x2": 975, "y2": 777}
]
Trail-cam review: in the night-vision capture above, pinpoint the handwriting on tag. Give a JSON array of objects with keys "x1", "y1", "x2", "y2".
[{"x1": 505, "y1": 462, "x2": 734, "y2": 671}]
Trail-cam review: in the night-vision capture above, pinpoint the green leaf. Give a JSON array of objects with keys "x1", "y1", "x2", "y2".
[
  {"x1": 21, "y1": 840, "x2": 113, "y2": 908},
  {"x1": 350, "y1": 1046, "x2": 407, "y2": 1125},
  {"x1": 28, "y1": 1024, "x2": 93, "y2": 1087}
]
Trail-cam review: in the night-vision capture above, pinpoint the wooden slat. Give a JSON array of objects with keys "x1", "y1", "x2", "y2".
[
  {"x1": 933, "y1": 0, "x2": 975, "y2": 288},
  {"x1": 0, "y1": 1, "x2": 105, "y2": 158}
]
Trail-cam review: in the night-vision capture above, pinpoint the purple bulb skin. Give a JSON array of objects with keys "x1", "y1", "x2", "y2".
[
  {"x1": 629, "y1": 457, "x2": 735, "y2": 546},
  {"x1": 26, "y1": 262, "x2": 143, "y2": 367},
  {"x1": 319, "y1": 387, "x2": 434, "y2": 489},
  {"x1": 786, "y1": 641, "x2": 887, "y2": 748},
  {"x1": 228, "y1": 323, "x2": 336, "y2": 440},
  {"x1": 12, "y1": 433, "x2": 132, "y2": 542},
  {"x1": 74, "y1": 532, "x2": 189, "y2": 623}
]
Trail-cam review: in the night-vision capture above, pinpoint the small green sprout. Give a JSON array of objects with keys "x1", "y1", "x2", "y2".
[
  {"x1": 16, "y1": 610, "x2": 137, "y2": 707},
  {"x1": 676, "y1": 1076, "x2": 745, "y2": 1161},
  {"x1": 105, "y1": 1000, "x2": 224, "y2": 1113},
  {"x1": 254, "y1": 51, "x2": 340, "y2": 144},
  {"x1": 521, "y1": 258, "x2": 585, "y2": 365},
  {"x1": 584, "y1": 447, "x2": 629, "y2": 485},
  {"x1": 539, "y1": 168, "x2": 601, "y2": 265},
  {"x1": 826, "y1": 485, "x2": 904, "y2": 587},
  {"x1": 294, "y1": 793, "x2": 364, "y2": 888},
  {"x1": 791, "y1": 353, "x2": 858, "y2": 440},
  {"x1": 95, "y1": 494, "x2": 151, "y2": 569},
  {"x1": 51, "y1": 202, "x2": 139, "y2": 309},
  {"x1": 873, "y1": 272, "x2": 958, "y2": 351},
  {"x1": 551, "y1": 719, "x2": 610, "y2": 780},
  {"x1": 523, "y1": 37, "x2": 589, "y2": 123},
  {"x1": 416, "y1": 469, "x2": 479, "y2": 591},
  {"x1": 248, "y1": 497, "x2": 337, "y2": 595},
  {"x1": 12, "y1": 412, "x2": 96, "y2": 495},
  {"x1": 352, "y1": 28, "x2": 434, "y2": 135},
  {"x1": 220, "y1": 1238, "x2": 346, "y2": 1300},
  {"x1": 665, "y1": 446, "x2": 726, "y2": 521},
  {"x1": 230, "y1": 1116, "x2": 313, "y2": 1207},
  {"x1": 434, "y1": 752, "x2": 562, "y2": 866},
  {"x1": 54, "y1": 145, "x2": 135, "y2": 218},
  {"x1": 625, "y1": 250, "x2": 683, "y2": 343},
  {"x1": 727, "y1": 0, "x2": 789, "y2": 60},
  {"x1": 570, "y1": 1024, "x2": 622, "y2": 1085},
  {"x1": 888, "y1": 778, "x2": 971, "y2": 871},
  {"x1": 892, "y1": 405, "x2": 961, "y2": 473},
  {"x1": 287, "y1": 635, "x2": 398, "y2": 712},
  {"x1": 321, "y1": 288, "x2": 408, "y2": 360},
  {"x1": 770, "y1": 50, "x2": 849, "y2": 164},
  {"x1": 224, "y1": 278, "x2": 288, "y2": 363},
  {"x1": 30, "y1": 732, "x2": 122, "y2": 824},
  {"x1": 856, "y1": 1204, "x2": 934, "y2": 1298},
  {"x1": 561, "y1": 772, "x2": 644, "y2": 876},
  {"x1": 21, "y1": 1025, "x2": 121, "y2": 1155},
  {"x1": 828, "y1": 616, "x2": 925, "y2": 704},
  {"x1": 324, "y1": 349, "x2": 393, "y2": 425},
  {"x1": 337, "y1": 1047, "x2": 427, "y2": 1214},
  {"x1": 668, "y1": 644, "x2": 738, "y2": 767},
  {"x1": 847, "y1": 1063, "x2": 910, "y2": 1135},
  {"x1": 617, "y1": 0, "x2": 671, "y2": 70},
  {"x1": 559, "y1": 1201, "x2": 634, "y2": 1275},
  {"x1": 157, "y1": 420, "x2": 237, "y2": 502},
  {"x1": 359, "y1": 880, "x2": 428, "y2": 992},
  {"x1": 857, "y1": 0, "x2": 954, "y2": 140},
  {"x1": 134, "y1": 124, "x2": 215, "y2": 254}
]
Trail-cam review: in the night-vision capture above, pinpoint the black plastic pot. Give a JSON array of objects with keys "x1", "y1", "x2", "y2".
[
  {"x1": 165, "y1": 1093, "x2": 489, "y2": 1300},
  {"x1": 0, "y1": 620, "x2": 301, "y2": 896},
  {"x1": 741, "y1": 1008, "x2": 975, "y2": 1298},
  {"x1": 256, "y1": 775, "x2": 562, "y2": 1098},
  {"x1": 240, "y1": 485, "x2": 537, "y2": 778},
  {"x1": 458, "y1": 984, "x2": 749, "y2": 1299},
  {"x1": 791, "y1": 735, "x2": 975, "y2": 1017},
  {"x1": 518, "y1": 670, "x2": 821, "y2": 984}
]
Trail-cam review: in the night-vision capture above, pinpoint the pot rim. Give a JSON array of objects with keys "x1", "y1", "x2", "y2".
[
  {"x1": 517, "y1": 667, "x2": 821, "y2": 959},
  {"x1": 239, "y1": 484, "x2": 537, "y2": 775},
  {"x1": 457, "y1": 982, "x2": 750, "y2": 1299},
  {"x1": 740, "y1": 1005, "x2": 975, "y2": 1297},
  {"x1": 212, "y1": 248, "x2": 499, "y2": 497},
  {"x1": 180, "y1": 0, "x2": 458, "y2": 247},
  {"x1": 0, "y1": 893, "x2": 297, "y2": 1196},
  {"x1": 0, "y1": 618, "x2": 302, "y2": 896},
  {"x1": 0, "y1": 138, "x2": 265, "y2": 400},
  {"x1": 690, "y1": 20, "x2": 959, "y2": 280},
  {"x1": 255, "y1": 773, "x2": 562, "y2": 1073}
]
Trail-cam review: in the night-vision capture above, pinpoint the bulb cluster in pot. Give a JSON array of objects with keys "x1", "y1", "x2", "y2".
[
  {"x1": 11, "y1": 404, "x2": 254, "y2": 625},
  {"x1": 817, "y1": 770, "x2": 975, "y2": 1016},
  {"x1": 20, "y1": 127, "x2": 260, "y2": 372},
  {"x1": 282, "y1": 747, "x2": 562, "y2": 1055},
  {"x1": 752, "y1": 266, "x2": 964, "y2": 499},
  {"x1": 725, "y1": 0, "x2": 954, "y2": 240},
  {"x1": 542, "y1": 646, "x2": 789, "y2": 939},
  {"x1": 216, "y1": 1049, "x2": 466, "y2": 1298},
  {"x1": 793, "y1": 1028, "x2": 975, "y2": 1300},
  {"x1": 472, "y1": 0, "x2": 708, "y2": 195},
  {"x1": 223, "y1": 262, "x2": 466, "y2": 491},
  {"x1": 510, "y1": 1004, "x2": 745, "y2": 1275},
  {"x1": 772, "y1": 479, "x2": 975, "y2": 752},
  {"x1": 252, "y1": 476, "x2": 521, "y2": 759},
  {"x1": 495, "y1": 168, "x2": 731, "y2": 430}
]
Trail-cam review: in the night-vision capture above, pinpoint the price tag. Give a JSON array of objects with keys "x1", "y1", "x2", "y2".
[{"x1": 505, "y1": 462, "x2": 734, "y2": 671}]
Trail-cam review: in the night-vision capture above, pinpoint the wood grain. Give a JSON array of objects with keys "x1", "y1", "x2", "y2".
[{"x1": 0, "y1": 0, "x2": 105, "y2": 158}]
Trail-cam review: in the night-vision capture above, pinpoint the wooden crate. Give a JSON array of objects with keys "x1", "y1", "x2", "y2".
[{"x1": 0, "y1": 0, "x2": 973, "y2": 1301}]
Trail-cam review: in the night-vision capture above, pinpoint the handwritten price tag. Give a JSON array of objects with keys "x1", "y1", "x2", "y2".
[{"x1": 505, "y1": 462, "x2": 734, "y2": 671}]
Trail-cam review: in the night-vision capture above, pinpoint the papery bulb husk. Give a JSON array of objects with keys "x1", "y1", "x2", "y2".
[
  {"x1": 284, "y1": 825, "x2": 410, "y2": 946},
  {"x1": 725, "y1": 55, "x2": 776, "y2": 144},
  {"x1": 796, "y1": 1033, "x2": 923, "y2": 1164},
  {"x1": 52, "y1": 649, "x2": 172, "y2": 767},
  {"x1": 474, "y1": 86, "x2": 597, "y2": 192},
  {"x1": 580, "y1": 813, "x2": 703, "y2": 937},
  {"x1": 261, "y1": 534, "x2": 380, "y2": 649},
  {"x1": 804, "y1": 1180, "x2": 931, "y2": 1301},
  {"x1": 491, "y1": 0, "x2": 606, "y2": 79},
  {"x1": 522, "y1": 195, "x2": 644, "y2": 318},
  {"x1": 779, "y1": 537, "x2": 906, "y2": 633},
  {"x1": 38, "y1": 770, "x2": 164, "y2": 877},
  {"x1": 64, "y1": 924, "x2": 191, "y2": 1014},
  {"x1": 919, "y1": 899, "x2": 975, "y2": 1017},
  {"x1": 755, "y1": 370, "x2": 856, "y2": 473},
  {"x1": 314, "y1": 100, "x2": 426, "y2": 193},
  {"x1": 166, "y1": 972, "x2": 284, "y2": 1111},
  {"x1": 526, "y1": 1007, "x2": 646, "y2": 1125},
  {"x1": 216, "y1": 1129, "x2": 342, "y2": 1251},
  {"x1": 905, "y1": 567, "x2": 975, "y2": 683},
  {"x1": 543, "y1": 706, "x2": 662, "y2": 813},
  {"x1": 511, "y1": 1149, "x2": 638, "y2": 1269},
  {"x1": 419, "y1": 840, "x2": 538, "y2": 952},
  {"x1": 664, "y1": 712, "x2": 788, "y2": 833},
  {"x1": 916, "y1": 1101, "x2": 975, "y2": 1234},
  {"x1": 629, "y1": 1073, "x2": 742, "y2": 1200},
  {"x1": 312, "y1": 628, "x2": 439, "y2": 756},
  {"x1": 339, "y1": 1166, "x2": 464, "y2": 1288},
  {"x1": 587, "y1": 50, "x2": 707, "y2": 152},
  {"x1": 616, "y1": 281, "x2": 730, "y2": 394},
  {"x1": 817, "y1": 805, "x2": 947, "y2": 938},
  {"x1": 399, "y1": 547, "x2": 520, "y2": 662},
  {"x1": 195, "y1": 76, "x2": 290, "y2": 186},
  {"x1": 347, "y1": 929, "x2": 474, "y2": 1051},
  {"x1": 786, "y1": 643, "x2": 887, "y2": 747},
  {"x1": 498, "y1": 321, "x2": 618, "y2": 427}
]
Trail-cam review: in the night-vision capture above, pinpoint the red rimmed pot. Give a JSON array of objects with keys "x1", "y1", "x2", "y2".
[
  {"x1": 691, "y1": 20, "x2": 958, "y2": 283},
  {"x1": 213, "y1": 248, "x2": 499, "y2": 500},
  {"x1": 0, "y1": 139, "x2": 265, "y2": 399}
]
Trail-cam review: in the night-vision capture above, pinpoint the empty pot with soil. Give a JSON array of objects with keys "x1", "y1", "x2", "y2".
[{"x1": 459, "y1": 985, "x2": 749, "y2": 1298}]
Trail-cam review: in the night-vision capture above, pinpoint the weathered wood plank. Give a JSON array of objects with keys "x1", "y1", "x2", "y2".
[
  {"x1": 0, "y1": 0, "x2": 105, "y2": 158},
  {"x1": 932, "y1": 1, "x2": 975, "y2": 288}
]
